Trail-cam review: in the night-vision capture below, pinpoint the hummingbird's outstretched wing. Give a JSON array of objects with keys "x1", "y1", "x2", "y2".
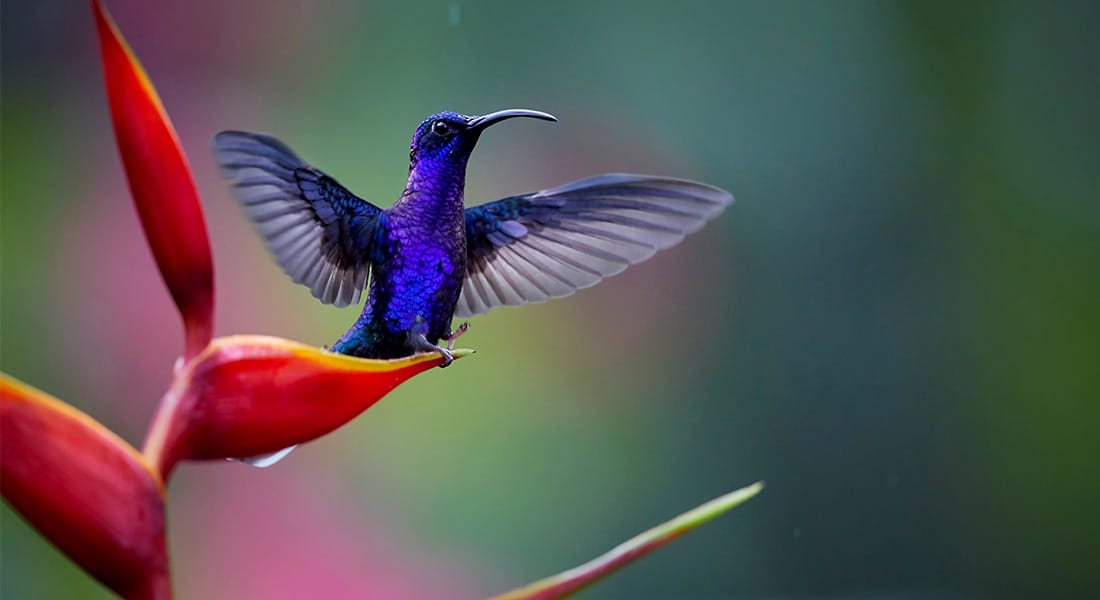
[
  {"x1": 213, "y1": 131, "x2": 382, "y2": 307},
  {"x1": 459, "y1": 174, "x2": 733, "y2": 318}
]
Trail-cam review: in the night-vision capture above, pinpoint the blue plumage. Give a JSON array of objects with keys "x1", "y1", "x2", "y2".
[{"x1": 214, "y1": 109, "x2": 733, "y2": 365}]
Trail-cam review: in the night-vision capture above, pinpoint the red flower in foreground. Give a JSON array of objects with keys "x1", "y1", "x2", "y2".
[
  {"x1": 143, "y1": 335, "x2": 468, "y2": 477},
  {"x1": 0, "y1": 2, "x2": 760, "y2": 598},
  {"x1": 93, "y1": 0, "x2": 212, "y2": 362},
  {"x1": 1, "y1": 376, "x2": 167, "y2": 599}
]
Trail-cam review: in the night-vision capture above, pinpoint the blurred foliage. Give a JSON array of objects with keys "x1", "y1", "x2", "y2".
[{"x1": 2, "y1": 1, "x2": 1098, "y2": 598}]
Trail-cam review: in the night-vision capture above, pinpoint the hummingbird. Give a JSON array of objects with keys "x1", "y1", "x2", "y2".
[{"x1": 213, "y1": 109, "x2": 733, "y2": 366}]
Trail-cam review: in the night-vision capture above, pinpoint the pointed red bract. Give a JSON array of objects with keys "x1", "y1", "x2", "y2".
[
  {"x1": 92, "y1": 0, "x2": 214, "y2": 361},
  {"x1": 0, "y1": 375, "x2": 170, "y2": 600},
  {"x1": 142, "y1": 335, "x2": 468, "y2": 477}
]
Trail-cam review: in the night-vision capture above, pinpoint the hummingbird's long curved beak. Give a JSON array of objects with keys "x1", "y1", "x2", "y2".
[{"x1": 467, "y1": 109, "x2": 557, "y2": 131}]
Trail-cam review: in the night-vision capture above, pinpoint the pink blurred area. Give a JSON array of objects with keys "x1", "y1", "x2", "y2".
[
  {"x1": 85, "y1": 0, "x2": 363, "y2": 78},
  {"x1": 169, "y1": 462, "x2": 486, "y2": 600}
]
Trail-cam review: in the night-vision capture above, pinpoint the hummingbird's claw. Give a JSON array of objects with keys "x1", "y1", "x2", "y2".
[
  {"x1": 437, "y1": 345, "x2": 454, "y2": 368},
  {"x1": 409, "y1": 328, "x2": 459, "y2": 367},
  {"x1": 446, "y1": 322, "x2": 469, "y2": 350}
]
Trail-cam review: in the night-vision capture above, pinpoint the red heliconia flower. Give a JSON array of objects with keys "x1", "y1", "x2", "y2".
[
  {"x1": 93, "y1": 0, "x2": 213, "y2": 362},
  {"x1": 143, "y1": 336, "x2": 465, "y2": 478},
  {"x1": 0, "y1": 2, "x2": 761, "y2": 598},
  {"x1": 0, "y1": 376, "x2": 170, "y2": 600}
]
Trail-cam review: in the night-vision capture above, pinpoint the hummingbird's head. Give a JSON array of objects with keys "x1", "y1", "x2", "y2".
[{"x1": 408, "y1": 109, "x2": 556, "y2": 174}]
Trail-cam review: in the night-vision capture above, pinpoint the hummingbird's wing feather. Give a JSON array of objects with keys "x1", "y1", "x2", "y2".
[
  {"x1": 458, "y1": 174, "x2": 732, "y2": 318},
  {"x1": 213, "y1": 131, "x2": 382, "y2": 307}
]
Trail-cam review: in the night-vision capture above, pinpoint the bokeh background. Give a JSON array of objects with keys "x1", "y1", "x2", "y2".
[{"x1": 2, "y1": 1, "x2": 1098, "y2": 598}]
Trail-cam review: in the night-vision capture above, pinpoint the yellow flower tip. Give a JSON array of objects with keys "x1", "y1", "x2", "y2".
[{"x1": 196, "y1": 335, "x2": 475, "y2": 372}]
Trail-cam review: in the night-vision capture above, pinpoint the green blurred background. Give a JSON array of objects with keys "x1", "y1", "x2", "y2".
[{"x1": 2, "y1": 1, "x2": 1098, "y2": 598}]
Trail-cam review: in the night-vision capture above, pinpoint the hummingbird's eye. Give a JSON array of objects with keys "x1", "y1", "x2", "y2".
[{"x1": 431, "y1": 120, "x2": 452, "y2": 136}]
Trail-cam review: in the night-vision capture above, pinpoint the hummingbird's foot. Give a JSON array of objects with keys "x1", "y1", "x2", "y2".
[
  {"x1": 408, "y1": 330, "x2": 454, "y2": 368},
  {"x1": 436, "y1": 345, "x2": 454, "y2": 368},
  {"x1": 445, "y1": 322, "x2": 469, "y2": 350}
]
